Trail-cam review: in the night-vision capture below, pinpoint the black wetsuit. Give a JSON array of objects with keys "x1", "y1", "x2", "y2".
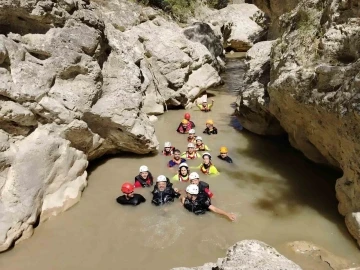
[
  {"x1": 151, "y1": 186, "x2": 181, "y2": 206},
  {"x1": 203, "y1": 127, "x2": 218, "y2": 135},
  {"x1": 183, "y1": 194, "x2": 211, "y2": 215},
  {"x1": 116, "y1": 194, "x2": 146, "y2": 206},
  {"x1": 217, "y1": 155, "x2": 233, "y2": 163}
]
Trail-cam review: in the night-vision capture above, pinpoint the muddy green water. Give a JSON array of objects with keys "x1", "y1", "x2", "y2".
[{"x1": 0, "y1": 59, "x2": 359, "y2": 270}]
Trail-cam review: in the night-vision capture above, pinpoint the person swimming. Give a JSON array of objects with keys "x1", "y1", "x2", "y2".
[
  {"x1": 218, "y1": 147, "x2": 233, "y2": 163},
  {"x1": 176, "y1": 119, "x2": 192, "y2": 134},
  {"x1": 168, "y1": 149, "x2": 187, "y2": 167},
  {"x1": 181, "y1": 143, "x2": 201, "y2": 160},
  {"x1": 187, "y1": 129, "x2": 196, "y2": 143},
  {"x1": 134, "y1": 165, "x2": 154, "y2": 188},
  {"x1": 203, "y1": 119, "x2": 218, "y2": 135},
  {"x1": 194, "y1": 136, "x2": 210, "y2": 152},
  {"x1": 181, "y1": 184, "x2": 235, "y2": 221},
  {"x1": 116, "y1": 183, "x2": 146, "y2": 206},
  {"x1": 197, "y1": 152, "x2": 219, "y2": 175},
  {"x1": 151, "y1": 175, "x2": 181, "y2": 206},
  {"x1": 162, "y1": 142, "x2": 175, "y2": 156},
  {"x1": 195, "y1": 99, "x2": 214, "y2": 112},
  {"x1": 172, "y1": 163, "x2": 190, "y2": 182}
]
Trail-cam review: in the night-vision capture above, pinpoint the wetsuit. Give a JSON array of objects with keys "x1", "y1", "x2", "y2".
[
  {"x1": 134, "y1": 172, "x2": 154, "y2": 188},
  {"x1": 217, "y1": 155, "x2": 233, "y2": 163},
  {"x1": 168, "y1": 158, "x2": 187, "y2": 167},
  {"x1": 151, "y1": 186, "x2": 181, "y2": 206},
  {"x1": 195, "y1": 143, "x2": 210, "y2": 151},
  {"x1": 176, "y1": 123, "x2": 192, "y2": 134},
  {"x1": 187, "y1": 137, "x2": 196, "y2": 143},
  {"x1": 203, "y1": 127, "x2": 218, "y2": 135},
  {"x1": 116, "y1": 194, "x2": 146, "y2": 206},
  {"x1": 183, "y1": 194, "x2": 211, "y2": 215},
  {"x1": 198, "y1": 180, "x2": 214, "y2": 198}
]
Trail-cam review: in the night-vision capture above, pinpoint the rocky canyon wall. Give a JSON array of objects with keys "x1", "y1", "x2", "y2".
[{"x1": 237, "y1": 0, "x2": 360, "y2": 245}]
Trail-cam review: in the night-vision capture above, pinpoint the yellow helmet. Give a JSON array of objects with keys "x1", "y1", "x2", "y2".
[
  {"x1": 206, "y1": 119, "x2": 214, "y2": 125},
  {"x1": 181, "y1": 119, "x2": 189, "y2": 124},
  {"x1": 220, "y1": 146, "x2": 228, "y2": 153}
]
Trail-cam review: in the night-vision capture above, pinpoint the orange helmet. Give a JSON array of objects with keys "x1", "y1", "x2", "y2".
[
  {"x1": 206, "y1": 119, "x2": 214, "y2": 125},
  {"x1": 121, "y1": 182, "x2": 134, "y2": 194},
  {"x1": 220, "y1": 146, "x2": 228, "y2": 153},
  {"x1": 184, "y1": 113, "x2": 191, "y2": 120},
  {"x1": 181, "y1": 119, "x2": 189, "y2": 124}
]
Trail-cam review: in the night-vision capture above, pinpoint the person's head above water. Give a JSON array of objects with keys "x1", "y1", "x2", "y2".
[
  {"x1": 173, "y1": 149, "x2": 181, "y2": 160},
  {"x1": 195, "y1": 136, "x2": 203, "y2": 145},
  {"x1": 189, "y1": 172, "x2": 200, "y2": 185},
  {"x1": 156, "y1": 175, "x2": 167, "y2": 191},
  {"x1": 202, "y1": 100, "x2": 208, "y2": 106},
  {"x1": 179, "y1": 163, "x2": 189, "y2": 176},
  {"x1": 184, "y1": 113, "x2": 191, "y2": 120},
  {"x1": 121, "y1": 182, "x2": 135, "y2": 198},
  {"x1": 202, "y1": 152, "x2": 211, "y2": 165},
  {"x1": 187, "y1": 142, "x2": 195, "y2": 153},
  {"x1": 164, "y1": 141, "x2": 172, "y2": 152},
  {"x1": 139, "y1": 165, "x2": 149, "y2": 179},
  {"x1": 220, "y1": 146, "x2": 228, "y2": 157},
  {"x1": 188, "y1": 129, "x2": 195, "y2": 137},
  {"x1": 186, "y1": 184, "x2": 199, "y2": 199},
  {"x1": 206, "y1": 119, "x2": 214, "y2": 128},
  {"x1": 181, "y1": 119, "x2": 189, "y2": 126}
]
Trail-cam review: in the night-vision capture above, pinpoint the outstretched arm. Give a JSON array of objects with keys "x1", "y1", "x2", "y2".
[{"x1": 208, "y1": 205, "x2": 236, "y2": 221}]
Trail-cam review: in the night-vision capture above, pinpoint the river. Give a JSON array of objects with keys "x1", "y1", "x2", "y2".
[{"x1": 0, "y1": 58, "x2": 359, "y2": 270}]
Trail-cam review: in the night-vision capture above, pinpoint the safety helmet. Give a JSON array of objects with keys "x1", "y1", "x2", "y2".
[
  {"x1": 186, "y1": 184, "x2": 199, "y2": 195},
  {"x1": 157, "y1": 175, "x2": 167, "y2": 182},
  {"x1": 202, "y1": 152, "x2": 211, "y2": 159},
  {"x1": 164, "y1": 142, "x2": 171, "y2": 148},
  {"x1": 206, "y1": 119, "x2": 214, "y2": 125},
  {"x1": 179, "y1": 163, "x2": 189, "y2": 169},
  {"x1": 189, "y1": 129, "x2": 195, "y2": 134},
  {"x1": 189, "y1": 172, "x2": 200, "y2": 180},
  {"x1": 121, "y1": 182, "x2": 134, "y2": 194},
  {"x1": 139, "y1": 165, "x2": 149, "y2": 172},
  {"x1": 195, "y1": 136, "x2": 202, "y2": 141},
  {"x1": 187, "y1": 143, "x2": 195, "y2": 148},
  {"x1": 181, "y1": 119, "x2": 189, "y2": 124},
  {"x1": 184, "y1": 113, "x2": 191, "y2": 120},
  {"x1": 220, "y1": 146, "x2": 228, "y2": 153}
]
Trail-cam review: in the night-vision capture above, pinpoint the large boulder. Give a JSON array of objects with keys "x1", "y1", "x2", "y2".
[
  {"x1": 236, "y1": 40, "x2": 284, "y2": 135},
  {"x1": 172, "y1": 240, "x2": 302, "y2": 270},
  {"x1": 263, "y1": 0, "x2": 360, "y2": 245},
  {"x1": 202, "y1": 4, "x2": 268, "y2": 52}
]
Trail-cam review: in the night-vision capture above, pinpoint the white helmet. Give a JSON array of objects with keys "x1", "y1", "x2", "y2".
[
  {"x1": 157, "y1": 175, "x2": 167, "y2": 182},
  {"x1": 187, "y1": 143, "x2": 195, "y2": 148},
  {"x1": 202, "y1": 152, "x2": 211, "y2": 159},
  {"x1": 186, "y1": 184, "x2": 199, "y2": 195},
  {"x1": 196, "y1": 136, "x2": 202, "y2": 141},
  {"x1": 139, "y1": 165, "x2": 148, "y2": 172},
  {"x1": 189, "y1": 129, "x2": 195, "y2": 134},
  {"x1": 179, "y1": 162, "x2": 189, "y2": 169},
  {"x1": 189, "y1": 172, "x2": 200, "y2": 180},
  {"x1": 164, "y1": 142, "x2": 171, "y2": 147}
]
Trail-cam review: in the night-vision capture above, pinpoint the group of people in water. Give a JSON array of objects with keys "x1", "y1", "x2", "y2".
[{"x1": 117, "y1": 100, "x2": 236, "y2": 221}]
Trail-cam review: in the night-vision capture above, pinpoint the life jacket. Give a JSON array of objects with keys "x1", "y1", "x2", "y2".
[
  {"x1": 134, "y1": 173, "x2": 153, "y2": 187},
  {"x1": 185, "y1": 151, "x2": 197, "y2": 159},
  {"x1": 151, "y1": 186, "x2": 180, "y2": 206},
  {"x1": 200, "y1": 162, "x2": 212, "y2": 175},
  {"x1": 201, "y1": 104, "x2": 211, "y2": 112},
  {"x1": 162, "y1": 147, "x2": 175, "y2": 156},
  {"x1": 178, "y1": 174, "x2": 190, "y2": 182},
  {"x1": 183, "y1": 195, "x2": 211, "y2": 215},
  {"x1": 196, "y1": 143, "x2": 206, "y2": 151},
  {"x1": 178, "y1": 123, "x2": 191, "y2": 133},
  {"x1": 187, "y1": 137, "x2": 196, "y2": 143}
]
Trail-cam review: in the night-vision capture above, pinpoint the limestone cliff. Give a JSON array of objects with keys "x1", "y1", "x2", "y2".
[
  {"x1": 0, "y1": 0, "x2": 223, "y2": 251},
  {"x1": 237, "y1": 0, "x2": 360, "y2": 245}
]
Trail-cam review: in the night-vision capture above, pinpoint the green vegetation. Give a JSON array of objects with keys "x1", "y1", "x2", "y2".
[{"x1": 137, "y1": 0, "x2": 228, "y2": 22}]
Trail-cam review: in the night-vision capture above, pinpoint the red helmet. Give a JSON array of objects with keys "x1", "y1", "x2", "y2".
[
  {"x1": 184, "y1": 113, "x2": 191, "y2": 120},
  {"x1": 121, "y1": 182, "x2": 134, "y2": 194}
]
